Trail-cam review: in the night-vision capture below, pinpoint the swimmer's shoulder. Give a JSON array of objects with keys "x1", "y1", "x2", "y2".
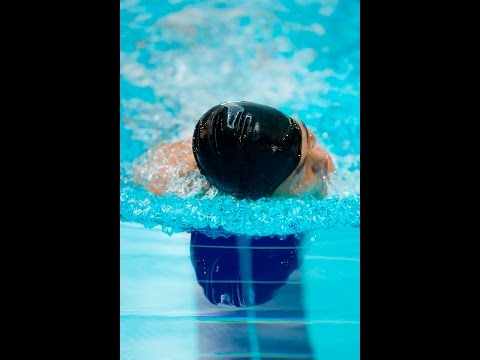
[{"x1": 132, "y1": 137, "x2": 204, "y2": 196}]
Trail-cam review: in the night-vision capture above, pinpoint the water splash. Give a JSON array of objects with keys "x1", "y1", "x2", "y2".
[{"x1": 120, "y1": 178, "x2": 359, "y2": 237}]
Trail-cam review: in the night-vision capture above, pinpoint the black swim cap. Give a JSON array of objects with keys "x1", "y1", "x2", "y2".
[
  {"x1": 192, "y1": 101, "x2": 302, "y2": 199},
  {"x1": 190, "y1": 231, "x2": 300, "y2": 307}
]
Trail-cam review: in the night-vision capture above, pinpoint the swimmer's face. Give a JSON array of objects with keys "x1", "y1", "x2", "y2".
[{"x1": 273, "y1": 121, "x2": 334, "y2": 199}]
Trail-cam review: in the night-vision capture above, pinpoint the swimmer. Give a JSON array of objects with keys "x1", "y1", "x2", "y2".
[{"x1": 132, "y1": 101, "x2": 334, "y2": 200}]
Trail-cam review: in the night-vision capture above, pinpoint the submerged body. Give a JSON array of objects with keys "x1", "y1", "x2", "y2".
[{"x1": 132, "y1": 101, "x2": 335, "y2": 200}]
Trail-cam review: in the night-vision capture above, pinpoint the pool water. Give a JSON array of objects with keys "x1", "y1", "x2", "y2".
[
  {"x1": 121, "y1": 223, "x2": 359, "y2": 359},
  {"x1": 120, "y1": 0, "x2": 359, "y2": 358}
]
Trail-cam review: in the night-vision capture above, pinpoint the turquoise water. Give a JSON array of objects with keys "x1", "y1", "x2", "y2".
[
  {"x1": 121, "y1": 223, "x2": 359, "y2": 359},
  {"x1": 120, "y1": 0, "x2": 359, "y2": 358}
]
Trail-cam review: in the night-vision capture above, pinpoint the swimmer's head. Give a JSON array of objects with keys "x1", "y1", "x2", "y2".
[{"x1": 192, "y1": 101, "x2": 302, "y2": 200}]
